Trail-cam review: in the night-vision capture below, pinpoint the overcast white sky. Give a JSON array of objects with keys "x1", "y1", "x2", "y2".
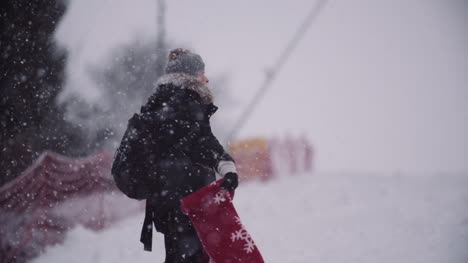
[{"x1": 56, "y1": 0, "x2": 468, "y2": 174}]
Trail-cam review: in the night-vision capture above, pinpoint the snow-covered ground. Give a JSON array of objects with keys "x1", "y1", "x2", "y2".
[{"x1": 33, "y1": 173, "x2": 468, "y2": 263}]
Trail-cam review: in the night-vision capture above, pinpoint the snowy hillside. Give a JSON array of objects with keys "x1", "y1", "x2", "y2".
[{"x1": 33, "y1": 173, "x2": 468, "y2": 263}]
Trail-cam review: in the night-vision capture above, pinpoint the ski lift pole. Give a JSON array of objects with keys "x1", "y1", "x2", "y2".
[{"x1": 225, "y1": 0, "x2": 328, "y2": 144}]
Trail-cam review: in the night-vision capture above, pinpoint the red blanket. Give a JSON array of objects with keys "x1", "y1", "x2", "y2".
[{"x1": 181, "y1": 179, "x2": 265, "y2": 263}]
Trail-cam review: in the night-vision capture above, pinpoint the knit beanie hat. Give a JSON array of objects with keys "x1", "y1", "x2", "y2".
[{"x1": 165, "y1": 48, "x2": 205, "y2": 76}]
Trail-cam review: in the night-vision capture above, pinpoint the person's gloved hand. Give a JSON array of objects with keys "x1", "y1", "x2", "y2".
[{"x1": 221, "y1": 172, "x2": 239, "y2": 191}]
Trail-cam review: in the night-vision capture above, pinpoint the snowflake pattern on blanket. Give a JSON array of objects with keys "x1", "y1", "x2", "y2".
[
  {"x1": 181, "y1": 178, "x2": 265, "y2": 262},
  {"x1": 231, "y1": 216, "x2": 256, "y2": 253},
  {"x1": 210, "y1": 190, "x2": 258, "y2": 254}
]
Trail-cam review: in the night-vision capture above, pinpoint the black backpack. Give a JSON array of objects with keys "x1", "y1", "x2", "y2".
[{"x1": 111, "y1": 113, "x2": 162, "y2": 200}]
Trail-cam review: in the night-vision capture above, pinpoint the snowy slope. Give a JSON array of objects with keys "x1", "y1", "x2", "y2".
[{"x1": 32, "y1": 173, "x2": 468, "y2": 263}]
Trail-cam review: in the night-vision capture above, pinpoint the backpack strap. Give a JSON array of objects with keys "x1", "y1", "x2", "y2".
[{"x1": 140, "y1": 199, "x2": 154, "y2": 251}]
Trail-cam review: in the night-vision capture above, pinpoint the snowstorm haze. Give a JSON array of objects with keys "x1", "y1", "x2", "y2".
[
  {"x1": 55, "y1": 0, "x2": 468, "y2": 174},
  {"x1": 3, "y1": 1, "x2": 467, "y2": 263}
]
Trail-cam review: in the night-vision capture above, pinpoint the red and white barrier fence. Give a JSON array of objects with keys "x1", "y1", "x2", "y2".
[
  {"x1": 0, "y1": 135, "x2": 313, "y2": 262},
  {"x1": 0, "y1": 151, "x2": 142, "y2": 263}
]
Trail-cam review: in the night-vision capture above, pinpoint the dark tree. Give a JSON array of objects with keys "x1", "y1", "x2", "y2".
[{"x1": 0, "y1": 0, "x2": 85, "y2": 187}]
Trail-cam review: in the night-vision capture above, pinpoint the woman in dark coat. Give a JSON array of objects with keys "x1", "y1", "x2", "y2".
[{"x1": 139, "y1": 48, "x2": 239, "y2": 263}]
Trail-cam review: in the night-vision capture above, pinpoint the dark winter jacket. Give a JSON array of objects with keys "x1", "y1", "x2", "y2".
[{"x1": 139, "y1": 73, "x2": 235, "y2": 249}]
